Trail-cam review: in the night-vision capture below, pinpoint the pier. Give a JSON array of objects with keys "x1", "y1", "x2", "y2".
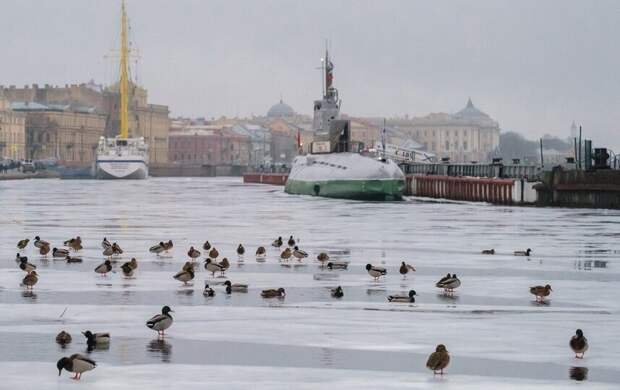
[{"x1": 243, "y1": 161, "x2": 540, "y2": 205}]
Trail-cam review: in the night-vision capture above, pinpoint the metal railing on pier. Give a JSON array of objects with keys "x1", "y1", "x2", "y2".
[{"x1": 400, "y1": 162, "x2": 541, "y2": 180}]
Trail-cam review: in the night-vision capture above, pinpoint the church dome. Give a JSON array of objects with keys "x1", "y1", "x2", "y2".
[
  {"x1": 454, "y1": 98, "x2": 490, "y2": 120},
  {"x1": 267, "y1": 99, "x2": 295, "y2": 118}
]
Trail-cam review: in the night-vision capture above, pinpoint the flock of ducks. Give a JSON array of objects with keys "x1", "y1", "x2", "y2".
[{"x1": 12, "y1": 236, "x2": 585, "y2": 380}]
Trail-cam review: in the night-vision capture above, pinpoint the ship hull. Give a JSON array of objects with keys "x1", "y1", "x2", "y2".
[
  {"x1": 285, "y1": 178, "x2": 403, "y2": 200},
  {"x1": 95, "y1": 160, "x2": 148, "y2": 180},
  {"x1": 284, "y1": 153, "x2": 405, "y2": 201}
]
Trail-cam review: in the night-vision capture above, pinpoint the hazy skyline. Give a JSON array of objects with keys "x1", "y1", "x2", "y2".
[{"x1": 1, "y1": 0, "x2": 619, "y2": 147}]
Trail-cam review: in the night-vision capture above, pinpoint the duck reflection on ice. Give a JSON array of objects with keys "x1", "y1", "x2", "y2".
[
  {"x1": 176, "y1": 288, "x2": 194, "y2": 296},
  {"x1": 86, "y1": 343, "x2": 110, "y2": 353},
  {"x1": 437, "y1": 293, "x2": 459, "y2": 303},
  {"x1": 569, "y1": 366, "x2": 588, "y2": 381},
  {"x1": 21, "y1": 291, "x2": 37, "y2": 300},
  {"x1": 366, "y1": 288, "x2": 385, "y2": 296},
  {"x1": 148, "y1": 339, "x2": 172, "y2": 363},
  {"x1": 313, "y1": 272, "x2": 339, "y2": 281},
  {"x1": 320, "y1": 347, "x2": 334, "y2": 367}
]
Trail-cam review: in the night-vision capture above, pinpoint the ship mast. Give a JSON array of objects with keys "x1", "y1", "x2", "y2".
[{"x1": 119, "y1": 0, "x2": 129, "y2": 139}]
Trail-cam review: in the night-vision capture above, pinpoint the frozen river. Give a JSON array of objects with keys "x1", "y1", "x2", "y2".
[{"x1": 1, "y1": 177, "x2": 619, "y2": 389}]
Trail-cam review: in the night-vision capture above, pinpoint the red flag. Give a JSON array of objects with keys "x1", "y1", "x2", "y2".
[{"x1": 297, "y1": 129, "x2": 301, "y2": 149}]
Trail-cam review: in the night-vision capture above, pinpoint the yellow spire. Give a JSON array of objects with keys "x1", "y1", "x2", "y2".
[{"x1": 119, "y1": 0, "x2": 129, "y2": 139}]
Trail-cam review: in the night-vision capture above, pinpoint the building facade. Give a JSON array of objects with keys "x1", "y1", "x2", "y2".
[
  {"x1": 388, "y1": 99, "x2": 500, "y2": 162},
  {"x1": 1, "y1": 82, "x2": 170, "y2": 164},
  {"x1": 0, "y1": 94, "x2": 26, "y2": 160},
  {"x1": 168, "y1": 125, "x2": 251, "y2": 166},
  {"x1": 11, "y1": 104, "x2": 106, "y2": 165},
  {"x1": 232, "y1": 123, "x2": 272, "y2": 167}
]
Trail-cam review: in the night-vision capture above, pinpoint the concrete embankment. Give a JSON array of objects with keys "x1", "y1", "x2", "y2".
[
  {"x1": 150, "y1": 163, "x2": 247, "y2": 177},
  {"x1": 0, "y1": 171, "x2": 59, "y2": 180}
]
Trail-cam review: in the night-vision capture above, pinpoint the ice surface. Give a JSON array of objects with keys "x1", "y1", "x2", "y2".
[
  {"x1": 2, "y1": 362, "x2": 615, "y2": 390},
  {"x1": 0, "y1": 177, "x2": 619, "y2": 388}
]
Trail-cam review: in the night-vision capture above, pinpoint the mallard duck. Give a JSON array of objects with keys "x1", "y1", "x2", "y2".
[
  {"x1": 34, "y1": 236, "x2": 49, "y2": 249},
  {"x1": 218, "y1": 258, "x2": 230, "y2": 275},
  {"x1": 205, "y1": 258, "x2": 225, "y2": 276},
  {"x1": 82, "y1": 330, "x2": 110, "y2": 347},
  {"x1": 530, "y1": 284, "x2": 552, "y2": 302},
  {"x1": 52, "y1": 247, "x2": 69, "y2": 258},
  {"x1": 101, "y1": 237, "x2": 111, "y2": 249},
  {"x1": 15, "y1": 253, "x2": 28, "y2": 262},
  {"x1": 570, "y1": 329, "x2": 588, "y2": 358},
  {"x1": 65, "y1": 255, "x2": 82, "y2": 263},
  {"x1": 388, "y1": 290, "x2": 417, "y2": 303},
  {"x1": 203, "y1": 283, "x2": 215, "y2": 297},
  {"x1": 436, "y1": 274, "x2": 461, "y2": 293},
  {"x1": 255, "y1": 246, "x2": 266, "y2": 257},
  {"x1": 208, "y1": 247, "x2": 219, "y2": 259},
  {"x1": 181, "y1": 261, "x2": 194, "y2": 272},
  {"x1": 292, "y1": 246, "x2": 308, "y2": 261},
  {"x1": 331, "y1": 286, "x2": 344, "y2": 298},
  {"x1": 55, "y1": 330, "x2": 72, "y2": 345},
  {"x1": 173, "y1": 266, "x2": 195, "y2": 285},
  {"x1": 19, "y1": 258, "x2": 36, "y2": 273},
  {"x1": 17, "y1": 238, "x2": 29, "y2": 249},
  {"x1": 112, "y1": 242, "x2": 123, "y2": 255},
  {"x1": 149, "y1": 242, "x2": 165, "y2": 255},
  {"x1": 280, "y1": 248, "x2": 292, "y2": 261},
  {"x1": 327, "y1": 261, "x2": 348, "y2": 270},
  {"x1": 67, "y1": 236, "x2": 81, "y2": 247},
  {"x1": 514, "y1": 248, "x2": 532, "y2": 256},
  {"x1": 482, "y1": 249, "x2": 495, "y2": 255},
  {"x1": 224, "y1": 280, "x2": 248, "y2": 293},
  {"x1": 436, "y1": 273, "x2": 451, "y2": 285},
  {"x1": 121, "y1": 258, "x2": 138, "y2": 277},
  {"x1": 366, "y1": 264, "x2": 387, "y2": 281},
  {"x1": 426, "y1": 344, "x2": 450, "y2": 375},
  {"x1": 94, "y1": 260, "x2": 112, "y2": 276},
  {"x1": 203, "y1": 241, "x2": 211, "y2": 251},
  {"x1": 399, "y1": 262, "x2": 416, "y2": 277},
  {"x1": 163, "y1": 240, "x2": 173, "y2": 252},
  {"x1": 317, "y1": 252, "x2": 330, "y2": 265},
  {"x1": 57, "y1": 354, "x2": 96, "y2": 380},
  {"x1": 64, "y1": 236, "x2": 82, "y2": 251},
  {"x1": 187, "y1": 246, "x2": 201, "y2": 260},
  {"x1": 287, "y1": 236, "x2": 296, "y2": 247},
  {"x1": 39, "y1": 244, "x2": 50, "y2": 256},
  {"x1": 261, "y1": 288, "x2": 285, "y2": 298},
  {"x1": 272, "y1": 237, "x2": 283, "y2": 248},
  {"x1": 237, "y1": 244, "x2": 245, "y2": 256},
  {"x1": 22, "y1": 271, "x2": 38, "y2": 289},
  {"x1": 146, "y1": 306, "x2": 174, "y2": 337},
  {"x1": 102, "y1": 245, "x2": 114, "y2": 258}
]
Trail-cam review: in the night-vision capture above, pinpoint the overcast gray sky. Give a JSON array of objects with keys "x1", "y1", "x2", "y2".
[{"x1": 1, "y1": 0, "x2": 619, "y2": 146}]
